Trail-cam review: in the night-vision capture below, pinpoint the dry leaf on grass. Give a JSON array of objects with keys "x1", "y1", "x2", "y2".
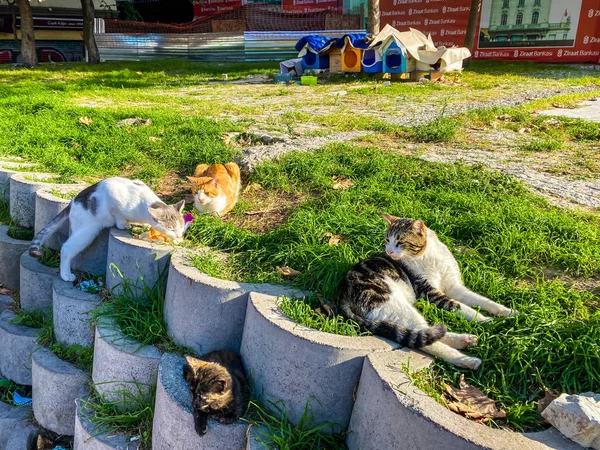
[
  {"x1": 115, "y1": 117, "x2": 152, "y2": 128},
  {"x1": 444, "y1": 375, "x2": 506, "y2": 421},
  {"x1": 244, "y1": 209, "x2": 276, "y2": 216},
  {"x1": 276, "y1": 266, "x2": 301, "y2": 277},
  {"x1": 537, "y1": 388, "x2": 561, "y2": 415},
  {"x1": 0, "y1": 287, "x2": 14, "y2": 297},
  {"x1": 79, "y1": 116, "x2": 93, "y2": 126},
  {"x1": 243, "y1": 183, "x2": 262, "y2": 193},
  {"x1": 497, "y1": 114, "x2": 511, "y2": 121},
  {"x1": 331, "y1": 176, "x2": 355, "y2": 190},
  {"x1": 518, "y1": 127, "x2": 532, "y2": 134},
  {"x1": 148, "y1": 136, "x2": 161, "y2": 142},
  {"x1": 322, "y1": 232, "x2": 343, "y2": 246}
]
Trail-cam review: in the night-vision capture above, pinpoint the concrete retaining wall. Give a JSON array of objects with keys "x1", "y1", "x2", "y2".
[
  {"x1": 92, "y1": 318, "x2": 160, "y2": 410},
  {"x1": 0, "y1": 310, "x2": 38, "y2": 385},
  {"x1": 164, "y1": 251, "x2": 303, "y2": 355},
  {"x1": 74, "y1": 399, "x2": 140, "y2": 450},
  {"x1": 53, "y1": 279, "x2": 100, "y2": 347},
  {"x1": 240, "y1": 292, "x2": 398, "y2": 430},
  {"x1": 32, "y1": 348, "x2": 90, "y2": 436},
  {"x1": 0, "y1": 161, "x2": 36, "y2": 203},
  {"x1": 0, "y1": 401, "x2": 34, "y2": 449},
  {"x1": 152, "y1": 353, "x2": 248, "y2": 450},
  {"x1": 34, "y1": 186, "x2": 82, "y2": 251},
  {"x1": 0, "y1": 225, "x2": 30, "y2": 291},
  {"x1": 346, "y1": 350, "x2": 581, "y2": 450},
  {"x1": 9, "y1": 172, "x2": 59, "y2": 229},
  {"x1": 105, "y1": 228, "x2": 173, "y2": 295},
  {"x1": 19, "y1": 251, "x2": 60, "y2": 312}
]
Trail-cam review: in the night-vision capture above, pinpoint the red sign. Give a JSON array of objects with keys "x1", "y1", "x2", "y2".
[
  {"x1": 378, "y1": 0, "x2": 600, "y2": 63},
  {"x1": 193, "y1": 0, "x2": 242, "y2": 18},
  {"x1": 281, "y1": 0, "x2": 342, "y2": 14}
]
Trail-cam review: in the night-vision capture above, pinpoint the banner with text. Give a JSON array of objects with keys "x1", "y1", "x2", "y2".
[
  {"x1": 281, "y1": 0, "x2": 342, "y2": 13},
  {"x1": 378, "y1": 0, "x2": 600, "y2": 63},
  {"x1": 194, "y1": 0, "x2": 243, "y2": 18}
]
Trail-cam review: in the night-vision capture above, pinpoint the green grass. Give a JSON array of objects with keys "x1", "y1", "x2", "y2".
[
  {"x1": 0, "y1": 200, "x2": 34, "y2": 241},
  {"x1": 82, "y1": 385, "x2": 154, "y2": 450},
  {"x1": 38, "y1": 246, "x2": 61, "y2": 268},
  {"x1": 23, "y1": 174, "x2": 77, "y2": 184},
  {"x1": 11, "y1": 309, "x2": 48, "y2": 328},
  {"x1": 410, "y1": 116, "x2": 460, "y2": 143},
  {"x1": 185, "y1": 143, "x2": 600, "y2": 431},
  {"x1": 48, "y1": 188, "x2": 79, "y2": 200},
  {"x1": 278, "y1": 296, "x2": 368, "y2": 337},
  {"x1": 0, "y1": 378, "x2": 32, "y2": 406},
  {"x1": 246, "y1": 400, "x2": 347, "y2": 449}
]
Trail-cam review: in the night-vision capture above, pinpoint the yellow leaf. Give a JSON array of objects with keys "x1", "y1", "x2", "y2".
[
  {"x1": 276, "y1": 266, "x2": 301, "y2": 277},
  {"x1": 79, "y1": 116, "x2": 93, "y2": 126}
]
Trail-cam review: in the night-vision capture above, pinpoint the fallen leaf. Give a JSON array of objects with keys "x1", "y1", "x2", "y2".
[
  {"x1": 148, "y1": 136, "x2": 161, "y2": 142},
  {"x1": 136, "y1": 71, "x2": 143, "y2": 75},
  {"x1": 331, "y1": 176, "x2": 355, "y2": 190},
  {"x1": 537, "y1": 389, "x2": 561, "y2": 414},
  {"x1": 243, "y1": 183, "x2": 262, "y2": 193},
  {"x1": 497, "y1": 114, "x2": 511, "y2": 121},
  {"x1": 79, "y1": 116, "x2": 93, "y2": 126},
  {"x1": 551, "y1": 102, "x2": 563, "y2": 108},
  {"x1": 444, "y1": 374, "x2": 506, "y2": 420},
  {"x1": 322, "y1": 232, "x2": 343, "y2": 246},
  {"x1": 518, "y1": 127, "x2": 532, "y2": 134},
  {"x1": 244, "y1": 209, "x2": 276, "y2": 216},
  {"x1": 0, "y1": 287, "x2": 14, "y2": 297},
  {"x1": 276, "y1": 266, "x2": 301, "y2": 277},
  {"x1": 115, "y1": 117, "x2": 152, "y2": 128}
]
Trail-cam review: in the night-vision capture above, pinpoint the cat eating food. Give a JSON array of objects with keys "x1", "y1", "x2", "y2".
[
  {"x1": 184, "y1": 350, "x2": 250, "y2": 437},
  {"x1": 338, "y1": 215, "x2": 516, "y2": 370},
  {"x1": 186, "y1": 163, "x2": 241, "y2": 217},
  {"x1": 29, "y1": 177, "x2": 186, "y2": 282}
]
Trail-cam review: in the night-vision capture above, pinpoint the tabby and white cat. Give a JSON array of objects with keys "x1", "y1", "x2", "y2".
[
  {"x1": 338, "y1": 215, "x2": 516, "y2": 370},
  {"x1": 187, "y1": 163, "x2": 241, "y2": 217},
  {"x1": 29, "y1": 177, "x2": 186, "y2": 282}
]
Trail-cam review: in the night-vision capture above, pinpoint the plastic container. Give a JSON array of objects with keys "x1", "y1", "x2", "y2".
[
  {"x1": 275, "y1": 73, "x2": 293, "y2": 83},
  {"x1": 301, "y1": 76, "x2": 318, "y2": 86}
]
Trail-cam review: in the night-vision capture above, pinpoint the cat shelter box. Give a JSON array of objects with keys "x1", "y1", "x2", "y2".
[
  {"x1": 279, "y1": 58, "x2": 303, "y2": 77},
  {"x1": 295, "y1": 35, "x2": 336, "y2": 70},
  {"x1": 337, "y1": 33, "x2": 369, "y2": 73},
  {"x1": 361, "y1": 47, "x2": 383, "y2": 73},
  {"x1": 381, "y1": 41, "x2": 408, "y2": 74}
]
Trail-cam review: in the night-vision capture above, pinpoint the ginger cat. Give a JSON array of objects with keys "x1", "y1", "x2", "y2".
[{"x1": 187, "y1": 163, "x2": 241, "y2": 216}]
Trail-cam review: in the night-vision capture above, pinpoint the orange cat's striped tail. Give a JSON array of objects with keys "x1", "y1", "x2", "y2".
[{"x1": 223, "y1": 162, "x2": 240, "y2": 185}]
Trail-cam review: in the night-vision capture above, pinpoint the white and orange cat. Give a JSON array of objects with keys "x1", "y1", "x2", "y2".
[{"x1": 187, "y1": 163, "x2": 241, "y2": 216}]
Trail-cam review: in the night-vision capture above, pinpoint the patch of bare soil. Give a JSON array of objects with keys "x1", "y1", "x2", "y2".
[{"x1": 541, "y1": 267, "x2": 600, "y2": 296}]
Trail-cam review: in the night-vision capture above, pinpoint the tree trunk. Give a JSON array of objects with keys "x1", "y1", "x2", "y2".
[
  {"x1": 367, "y1": 0, "x2": 380, "y2": 35},
  {"x1": 81, "y1": 0, "x2": 100, "y2": 63},
  {"x1": 16, "y1": 0, "x2": 36, "y2": 67},
  {"x1": 464, "y1": 0, "x2": 482, "y2": 53}
]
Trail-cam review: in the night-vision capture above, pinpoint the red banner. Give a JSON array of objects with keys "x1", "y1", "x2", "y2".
[
  {"x1": 281, "y1": 0, "x2": 342, "y2": 14},
  {"x1": 193, "y1": 0, "x2": 242, "y2": 18},
  {"x1": 379, "y1": 0, "x2": 600, "y2": 63}
]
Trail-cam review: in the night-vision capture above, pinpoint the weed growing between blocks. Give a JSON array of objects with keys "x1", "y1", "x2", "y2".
[
  {"x1": 0, "y1": 200, "x2": 34, "y2": 241},
  {"x1": 82, "y1": 384, "x2": 154, "y2": 450}
]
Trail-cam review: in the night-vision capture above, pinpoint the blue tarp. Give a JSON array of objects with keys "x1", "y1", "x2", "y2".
[
  {"x1": 337, "y1": 33, "x2": 369, "y2": 49},
  {"x1": 295, "y1": 35, "x2": 338, "y2": 54}
]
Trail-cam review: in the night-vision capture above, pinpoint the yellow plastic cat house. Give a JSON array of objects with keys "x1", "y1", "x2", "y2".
[{"x1": 329, "y1": 34, "x2": 369, "y2": 74}]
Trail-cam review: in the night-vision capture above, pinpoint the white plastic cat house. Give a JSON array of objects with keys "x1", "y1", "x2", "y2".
[{"x1": 369, "y1": 25, "x2": 471, "y2": 73}]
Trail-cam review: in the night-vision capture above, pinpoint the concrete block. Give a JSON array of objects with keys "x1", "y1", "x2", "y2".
[
  {"x1": 152, "y1": 353, "x2": 248, "y2": 450},
  {"x1": 5, "y1": 422, "x2": 38, "y2": 450},
  {"x1": 71, "y1": 227, "x2": 109, "y2": 276},
  {"x1": 0, "y1": 295, "x2": 12, "y2": 313},
  {"x1": 0, "y1": 161, "x2": 36, "y2": 203},
  {"x1": 346, "y1": 350, "x2": 582, "y2": 450},
  {"x1": 240, "y1": 292, "x2": 398, "y2": 430},
  {"x1": 245, "y1": 426, "x2": 269, "y2": 450},
  {"x1": 0, "y1": 401, "x2": 33, "y2": 448},
  {"x1": 165, "y1": 251, "x2": 303, "y2": 355},
  {"x1": 0, "y1": 310, "x2": 38, "y2": 385},
  {"x1": 32, "y1": 348, "x2": 90, "y2": 436},
  {"x1": 19, "y1": 252, "x2": 60, "y2": 312},
  {"x1": 9, "y1": 172, "x2": 60, "y2": 229},
  {"x1": 53, "y1": 279, "x2": 100, "y2": 348},
  {"x1": 0, "y1": 225, "x2": 31, "y2": 291},
  {"x1": 92, "y1": 318, "x2": 160, "y2": 411},
  {"x1": 35, "y1": 186, "x2": 83, "y2": 251},
  {"x1": 542, "y1": 392, "x2": 600, "y2": 449},
  {"x1": 74, "y1": 399, "x2": 140, "y2": 450},
  {"x1": 105, "y1": 228, "x2": 173, "y2": 295}
]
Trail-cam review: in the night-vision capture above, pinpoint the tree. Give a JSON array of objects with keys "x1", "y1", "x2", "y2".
[
  {"x1": 367, "y1": 0, "x2": 380, "y2": 35},
  {"x1": 80, "y1": 0, "x2": 100, "y2": 64},
  {"x1": 464, "y1": 0, "x2": 482, "y2": 53},
  {"x1": 15, "y1": 0, "x2": 37, "y2": 67}
]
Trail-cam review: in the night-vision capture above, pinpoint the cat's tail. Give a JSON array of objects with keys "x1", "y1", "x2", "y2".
[
  {"x1": 29, "y1": 205, "x2": 70, "y2": 257},
  {"x1": 340, "y1": 305, "x2": 446, "y2": 348}
]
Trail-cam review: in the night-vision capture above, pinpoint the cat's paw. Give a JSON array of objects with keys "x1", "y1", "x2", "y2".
[
  {"x1": 494, "y1": 306, "x2": 518, "y2": 317},
  {"x1": 216, "y1": 415, "x2": 237, "y2": 425},
  {"x1": 116, "y1": 221, "x2": 128, "y2": 230},
  {"x1": 461, "y1": 334, "x2": 478, "y2": 348},
  {"x1": 459, "y1": 356, "x2": 482, "y2": 371},
  {"x1": 475, "y1": 314, "x2": 491, "y2": 324},
  {"x1": 61, "y1": 272, "x2": 76, "y2": 282}
]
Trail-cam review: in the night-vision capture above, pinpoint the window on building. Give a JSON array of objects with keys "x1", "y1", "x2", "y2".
[
  {"x1": 503, "y1": 0, "x2": 509, "y2": 8},
  {"x1": 563, "y1": 34, "x2": 568, "y2": 39},
  {"x1": 501, "y1": 13, "x2": 508, "y2": 25},
  {"x1": 532, "y1": 11, "x2": 539, "y2": 24},
  {"x1": 518, "y1": 0, "x2": 524, "y2": 6},
  {"x1": 516, "y1": 12, "x2": 523, "y2": 25},
  {"x1": 534, "y1": 0, "x2": 540, "y2": 5}
]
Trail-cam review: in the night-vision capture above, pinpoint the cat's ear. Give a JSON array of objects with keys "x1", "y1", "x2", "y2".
[
  {"x1": 174, "y1": 200, "x2": 185, "y2": 213},
  {"x1": 382, "y1": 214, "x2": 399, "y2": 225},
  {"x1": 186, "y1": 176, "x2": 200, "y2": 186},
  {"x1": 184, "y1": 356, "x2": 203, "y2": 379},
  {"x1": 212, "y1": 178, "x2": 219, "y2": 186},
  {"x1": 413, "y1": 219, "x2": 427, "y2": 234},
  {"x1": 148, "y1": 207, "x2": 163, "y2": 222}
]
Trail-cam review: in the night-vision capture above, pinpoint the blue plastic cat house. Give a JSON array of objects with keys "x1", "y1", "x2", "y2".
[
  {"x1": 381, "y1": 40, "x2": 408, "y2": 74},
  {"x1": 295, "y1": 35, "x2": 337, "y2": 71},
  {"x1": 361, "y1": 45, "x2": 383, "y2": 74}
]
